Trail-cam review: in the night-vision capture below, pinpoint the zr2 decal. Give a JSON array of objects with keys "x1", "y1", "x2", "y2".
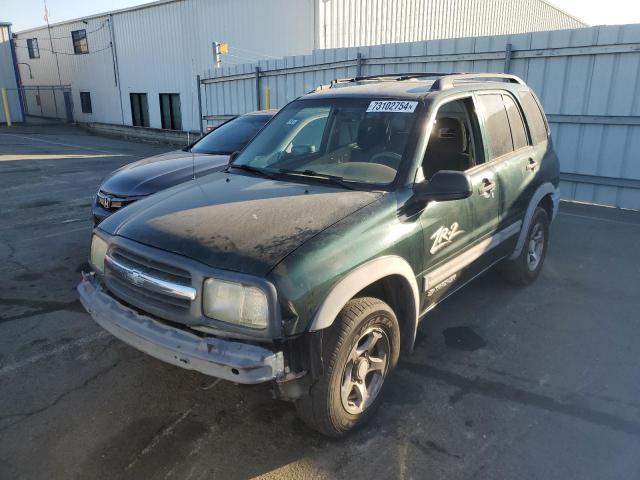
[{"x1": 430, "y1": 222, "x2": 464, "y2": 254}]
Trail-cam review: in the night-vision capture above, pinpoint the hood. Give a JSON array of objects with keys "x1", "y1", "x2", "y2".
[
  {"x1": 100, "y1": 150, "x2": 230, "y2": 197},
  {"x1": 101, "y1": 172, "x2": 381, "y2": 276}
]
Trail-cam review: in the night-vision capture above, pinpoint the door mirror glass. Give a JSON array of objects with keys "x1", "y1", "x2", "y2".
[{"x1": 413, "y1": 170, "x2": 472, "y2": 204}]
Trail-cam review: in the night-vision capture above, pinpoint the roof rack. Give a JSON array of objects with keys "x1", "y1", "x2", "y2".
[
  {"x1": 311, "y1": 72, "x2": 463, "y2": 93},
  {"x1": 430, "y1": 73, "x2": 525, "y2": 91},
  {"x1": 311, "y1": 72, "x2": 525, "y2": 94}
]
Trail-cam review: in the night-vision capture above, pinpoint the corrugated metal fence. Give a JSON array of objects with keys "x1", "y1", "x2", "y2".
[{"x1": 200, "y1": 24, "x2": 640, "y2": 210}]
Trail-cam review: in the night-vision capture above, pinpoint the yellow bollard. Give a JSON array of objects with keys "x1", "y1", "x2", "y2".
[
  {"x1": 265, "y1": 86, "x2": 271, "y2": 110},
  {"x1": 1, "y1": 88, "x2": 11, "y2": 127}
]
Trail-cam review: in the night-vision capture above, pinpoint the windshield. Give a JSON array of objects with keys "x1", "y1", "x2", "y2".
[
  {"x1": 232, "y1": 98, "x2": 421, "y2": 186},
  {"x1": 190, "y1": 114, "x2": 272, "y2": 155}
]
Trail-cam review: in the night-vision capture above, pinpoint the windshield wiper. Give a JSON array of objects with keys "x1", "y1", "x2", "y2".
[
  {"x1": 228, "y1": 163, "x2": 278, "y2": 179},
  {"x1": 277, "y1": 169, "x2": 359, "y2": 191},
  {"x1": 201, "y1": 150, "x2": 233, "y2": 155}
]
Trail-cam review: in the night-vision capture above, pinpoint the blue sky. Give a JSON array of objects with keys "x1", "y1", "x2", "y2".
[{"x1": 4, "y1": 0, "x2": 640, "y2": 32}]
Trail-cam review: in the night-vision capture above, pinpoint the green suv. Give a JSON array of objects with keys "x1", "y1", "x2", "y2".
[{"x1": 78, "y1": 73, "x2": 560, "y2": 437}]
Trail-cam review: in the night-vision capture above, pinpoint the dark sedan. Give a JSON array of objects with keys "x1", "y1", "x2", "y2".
[{"x1": 93, "y1": 110, "x2": 276, "y2": 225}]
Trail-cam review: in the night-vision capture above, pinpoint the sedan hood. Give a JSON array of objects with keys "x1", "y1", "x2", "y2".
[
  {"x1": 101, "y1": 172, "x2": 381, "y2": 276},
  {"x1": 100, "y1": 150, "x2": 229, "y2": 197}
]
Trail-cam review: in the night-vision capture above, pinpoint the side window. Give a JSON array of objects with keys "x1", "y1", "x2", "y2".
[
  {"x1": 477, "y1": 94, "x2": 513, "y2": 159},
  {"x1": 518, "y1": 91, "x2": 548, "y2": 144},
  {"x1": 503, "y1": 95, "x2": 528, "y2": 150},
  {"x1": 421, "y1": 98, "x2": 480, "y2": 181}
]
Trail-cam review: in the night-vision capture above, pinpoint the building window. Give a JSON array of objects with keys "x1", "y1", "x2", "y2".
[
  {"x1": 80, "y1": 92, "x2": 92, "y2": 114},
  {"x1": 159, "y1": 93, "x2": 182, "y2": 130},
  {"x1": 71, "y1": 29, "x2": 89, "y2": 54},
  {"x1": 130, "y1": 93, "x2": 150, "y2": 127},
  {"x1": 27, "y1": 38, "x2": 40, "y2": 59}
]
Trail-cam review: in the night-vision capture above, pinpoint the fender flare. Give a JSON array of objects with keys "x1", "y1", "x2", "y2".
[
  {"x1": 309, "y1": 255, "x2": 420, "y2": 343},
  {"x1": 510, "y1": 182, "x2": 559, "y2": 260}
]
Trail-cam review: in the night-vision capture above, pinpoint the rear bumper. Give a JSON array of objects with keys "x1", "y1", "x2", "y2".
[{"x1": 77, "y1": 274, "x2": 285, "y2": 384}]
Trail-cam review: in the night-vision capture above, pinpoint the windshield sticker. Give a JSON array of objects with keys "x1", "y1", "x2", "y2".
[{"x1": 366, "y1": 100, "x2": 418, "y2": 113}]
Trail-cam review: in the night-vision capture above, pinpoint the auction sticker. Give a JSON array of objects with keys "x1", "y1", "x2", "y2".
[{"x1": 366, "y1": 100, "x2": 418, "y2": 113}]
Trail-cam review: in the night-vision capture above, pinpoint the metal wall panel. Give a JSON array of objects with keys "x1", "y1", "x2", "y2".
[
  {"x1": 202, "y1": 23, "x2": 640, "y2": 209},
  {"x1": 317, "y1": 0, "x2": 586, "y2": 49}
]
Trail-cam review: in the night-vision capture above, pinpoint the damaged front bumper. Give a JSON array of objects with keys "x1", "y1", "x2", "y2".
[{"x1": 77, "y1": 274, "x2": 285, "y2": 384}]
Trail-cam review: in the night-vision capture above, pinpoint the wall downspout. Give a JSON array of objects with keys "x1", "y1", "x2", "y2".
[{"x1": 108, "y1": 14, "x2": 125, "y2": 125}]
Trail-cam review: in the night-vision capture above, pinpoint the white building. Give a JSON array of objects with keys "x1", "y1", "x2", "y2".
[
  {"x1": 13, "y1": 0, "x2": 585, "y2": 131},
  {"x1": 1, "y1": 22, "x2": 23, "y2": 124}
]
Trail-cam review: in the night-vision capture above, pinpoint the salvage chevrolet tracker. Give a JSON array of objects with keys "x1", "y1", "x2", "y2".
[{"x1": 78, "y1": 73, "x2": 560, "y2": 437}]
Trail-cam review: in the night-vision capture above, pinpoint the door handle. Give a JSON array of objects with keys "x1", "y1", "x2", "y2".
[
  {"x1": 478, "y1": 178, "x2": 496, "y2": 196},
  {"x1": 526, "y1": 158, "x2": 538, "y2": 172}
]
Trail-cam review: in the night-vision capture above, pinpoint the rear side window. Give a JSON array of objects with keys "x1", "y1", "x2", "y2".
[
  {"x1": 518, "y1": 91, "x2": 548, "y2": 144},
  {"x1": 503, "y1": 95, "x2": 528, "y2": 150},
  {"x1": 477, "y1": 94, "x2": 513, "y2": 159}
]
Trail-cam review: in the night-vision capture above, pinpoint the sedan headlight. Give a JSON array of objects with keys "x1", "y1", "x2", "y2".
[
  {"x1": 203, "y1": 278, "x2": 269, "y2": 329},
  {"x1": 90, "y1": 234, "x2": 108, "y2": 274}
]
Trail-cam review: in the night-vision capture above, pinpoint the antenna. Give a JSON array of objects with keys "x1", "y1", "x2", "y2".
[{"x1": 190, "y1": 58, "x2": 196, "y2": 180}]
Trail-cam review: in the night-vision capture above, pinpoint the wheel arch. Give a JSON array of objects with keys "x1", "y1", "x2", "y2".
[
  {"x1": 309, "y1": 256, "x2": 420, "y2": 353},
  {"x1": 510, "y1": 182, "x2": 559, "y2": 260}
]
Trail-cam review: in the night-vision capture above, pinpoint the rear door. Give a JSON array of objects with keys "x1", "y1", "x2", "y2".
[{"x1": 475, "y1": 92, "x2": 531, "y2": 244}]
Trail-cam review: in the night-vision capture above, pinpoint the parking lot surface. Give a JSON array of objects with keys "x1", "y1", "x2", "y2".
[{"x1": 1, "y1": 125, "x2": 640, "y2": 480}]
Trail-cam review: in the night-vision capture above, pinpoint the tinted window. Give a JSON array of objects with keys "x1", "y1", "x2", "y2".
[
  {"x1": 159, "y1": 93, "x2": 181, "y2": 130},
  {"x1": 504, "y1": 95, "x2": 528, "y2": 150},
  {"x1": 80, "y1": 92, "x2": 92, "y2": 114},
  {"x1": 518, "y1": 91, "x2": 548, "y2": 144},
  {"x1": 71, "y1": 30, "x2": 89, "y2": 54},
  {"x1": 130, "y1": 93, "x2": 149, "y2": 127},
  {"x1": 27, "y1": 38, "x2": 39, "y2": 59},
  {"x1": 191, "y1": 115, "x2": 272, "y2": 154},
  {"x1": 477, "y1": 94, "x2": 513, "y2": 159}
]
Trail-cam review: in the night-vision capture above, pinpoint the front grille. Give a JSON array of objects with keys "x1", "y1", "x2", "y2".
[
  {"x1": 97, "y1": 191, "x2": 136, "y2": 212},
  {"x1": 105, "y1": 246, "x2": 194, "y2": 316}
]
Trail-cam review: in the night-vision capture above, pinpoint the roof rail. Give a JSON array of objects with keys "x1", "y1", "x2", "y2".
[
  {"x1": 311, "y1": 72, "x2": 464, "y2": 93},
  {"x1": 431, "y1": 73, "x2": 526, "y2": 91},
  {"x1": 310, "y1": 72, "x2": 525, "y2": 94}
]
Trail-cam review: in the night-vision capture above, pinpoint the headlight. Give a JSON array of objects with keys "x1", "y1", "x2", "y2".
[
  {"x1": 203, "y1": 278, "x2": 269, "y2": 329},
  {"x1": 90, "y1": 234, "x2": 108, "y2": 274}
]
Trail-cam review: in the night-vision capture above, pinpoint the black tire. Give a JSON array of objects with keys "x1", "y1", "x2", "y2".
[
  {"x1": 295, "y1": 297, "x2": 400, "y2": 437},
  {"x1": 500, "y1": 206, "x2": 549, "y2": 286}
]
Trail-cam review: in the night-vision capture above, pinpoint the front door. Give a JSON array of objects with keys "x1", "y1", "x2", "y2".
[
  {"x1": 417, "y1": 96, "x2": 501, "y2": 311},
  {"x1": 63, "y1": 91, "x2": 73, "y2": 123}
]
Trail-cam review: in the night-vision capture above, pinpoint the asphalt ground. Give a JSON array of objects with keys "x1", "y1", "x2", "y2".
[{"x1": 1, "y1": 125, "x2": 639, "y2": 479}]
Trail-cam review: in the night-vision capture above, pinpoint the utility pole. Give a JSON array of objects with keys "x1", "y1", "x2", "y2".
[{"x1": 44, "y1": 0, "x2": 62, "y2": 86}]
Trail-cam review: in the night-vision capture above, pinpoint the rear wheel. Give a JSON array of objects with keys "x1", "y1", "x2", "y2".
[
  {"x1": 295, "y1": 297, "x2": 400, "y2": 437},
  {"x1": 500, "y1": 206, "x2": 549, "y2": 285}
]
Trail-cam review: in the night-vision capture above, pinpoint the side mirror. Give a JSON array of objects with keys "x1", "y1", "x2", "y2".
[{"x1": 413, "y1": 170, "x2": 472, "y2": 204}]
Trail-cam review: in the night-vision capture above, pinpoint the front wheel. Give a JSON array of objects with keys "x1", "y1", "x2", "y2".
[
  {"x1": 500, "y1": 206, "x2": 549, "y2": 285},
  {"x1": 295, "y1": 297, "x2": 400, "y2": 437}
]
